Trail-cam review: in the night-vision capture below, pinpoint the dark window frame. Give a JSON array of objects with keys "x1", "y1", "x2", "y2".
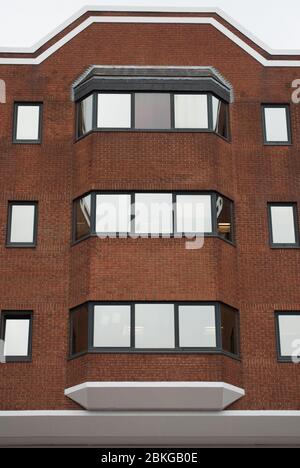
[
  {"x1": 69, "y1": 301, "x2": 240, "y2": 360},
  {"x1": 76, "y1": 91, "x2": 230, "y2": 141},
  {"x1": 0, "y1": 311, "x2": 33, "y2": 362},
  {"x1": 261, "y1": 104, "x2": 292, "y2": 146},
  {"x1": 13, "y1": 102, "x2": 43, "y2": 144},
  {"x1": 72, "y1": 190, "x2": 235, "y2": 245},
  {"x1": 6, "y1": 201, "x2": 39, "y2": 248},
  {"x1": 267, "y1": 202, "x2": 299, "y2": 248},
  {"x1": 275, "y1": 311, "x2": 300, "y2": 362}
]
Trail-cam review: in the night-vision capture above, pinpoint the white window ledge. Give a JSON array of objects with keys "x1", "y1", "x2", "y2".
[{"x1": 64, "y1": 381, "x2": 245, "y2": 411}]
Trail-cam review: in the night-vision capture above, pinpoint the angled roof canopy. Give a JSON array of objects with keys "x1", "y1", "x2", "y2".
[{"x1": 0, "y1": 6, "x2": 300, "y2": 66}]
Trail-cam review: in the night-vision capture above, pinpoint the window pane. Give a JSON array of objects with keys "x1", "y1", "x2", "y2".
[
  {"x1": 78, "y1": 95, "x2": 93, "y2": 136},
  {"x1": 97, "y1": 94, "x2": 131, "y2": 128},
  {"x1": 216, "y1": 195, "x2": 233, "y2": 242},
  {"x1": 176, "y1": 195, "x2": 212, "y2": 233},
  {"x1": 221, "y1": 304, "x2": 239, "y2": 355},
  {"x1": 10, "y1": 204, "x2": 35, "y2": 244},
  {"x1": 135, "y1": 193, "x2": 173, "y2": 234},
  {"x1": 174, "y1": 94, "x2": 208, "y2": 129},
  {"x1": 96, "y1": 194, "x2": 131, "y2": 234},
  {"x1": 212, "y1": 96, "x2": 229, "y2": 138},
  {"x1": 135, "y1": 93, "x2": 171, "y2": 129},
  {"x1": 264, "y1": 107, "x2": 289, "y2": 142},
  {"x1": 270, "y1": 205, "x2": 296, "y2": 244},
  {"x1": 16, "y1": 105, "x2": 40, "y2": 141},
  {"x1": 93, "y1": 305, "x2": 131, "y2": 347},
  {"x1": 135, "y1": 304, "x2": 175, "y2": 348},
  {"x1": 74, "y1": 195, "x2": 91, "y2": 241},
  {"x1": 278, "y1": 315, "x2": 300, "y2": 356},
  {"x1": 179, "y1": 305, "x2": 216, "y2": 348},
  {"x1": 71, "y1": 305, "x2": 89, "y2": 355},
  {"x1": 4, "y1": 319, "x2": 30, "y2": 356}
]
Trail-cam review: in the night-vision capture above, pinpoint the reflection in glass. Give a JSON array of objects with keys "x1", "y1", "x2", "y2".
[
  {"x1": 270, "y1": 205, "x2": 296, "y2": 244},
  {"x1": 264, "y1": 107, "x2": 289, "y2": 142},
  {"x1": 179, "y1": 305, "x2": 216, "y2": 348},
  {"x1": 97, "y1": 93, "x2": 131, "y2": 128},
  {"x1": 135, "y1": 93, "x2": 171, "y2": 129},
  {"x1": 74, "y1": 195, "x2": 91, "y2": 241},
  {"x1": 93, "y1": 305, "x2": 131, "y2": 347},
  {"x1": 16, "y1": 105, "x2": 40, "y2": 141},
  {"x1": 278, "y1": 315, "x2": 300, "y2": 356},
  {"x1": 10, "y1": 204, "x2": 35, "y2": 244},
  {"x1": 174, "y1": 94, "x2": 208, "y2": 129},
  {"x1": 135, "y1": 304, "x2": 175, "y2": 348},
  {"x1": 4, "y1": 319, "x2": 30, "y2": 356},
  {"x1": 221, "y1": 304, "x2": 239, "y2": 355},
  {"x1": 71, "y1": 305, "x2": 89, "y2": 355},
  {"x1": 77, "y1": 95, "x2": 93, "y2": 137}
]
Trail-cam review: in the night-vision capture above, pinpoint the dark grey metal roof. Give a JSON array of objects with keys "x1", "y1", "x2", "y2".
[{"x1": 72, "y1": 66, "x2": 233, "y2": 102}]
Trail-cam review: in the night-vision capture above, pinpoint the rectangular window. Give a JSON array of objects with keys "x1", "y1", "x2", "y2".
[
  {"x1": 212, "y1": 96, "x2": 229, "y2": 139},
  {"x1": 77, "y1": 94, "x2": 93, "y2": 137},
  {"x1": 74, "y1": 194, "x2": 91, "y2": 241},
  {"x1": 93, "y1": 305, "x2": 131, "y2": 348},
  {"x1": 268, "y1": 203, "x2": 298, "y2": 246},
  {"x1": 134, "y1": 193, "x2": 173, "y2": 235},
  {"x1": 14, "y1": 103, "x2": 42, "y2": 143},
  {"x1": 176, "y1": 194, "x2": 212, "y2": 234},
  {"x1": 216, "y1": 195, "x2": 234, "y2": 242},
  {"x1": 220, "y1": 303, "x2": 239, "y2": 356},
  {"x1": 97, "y1": 93, "x2": 131, "y2": 128},
  {"x1": 262, "y1": 105, "x2": 291, "y2": 144},
  {"x1": 134, "y1": 93, "x2": 171, "y2": 129},
  {"x1": 174, "y1": 94, "x2": 208, "y2": 129},
  {"x1": 7, "y1": 202, "x2": 38, "y2": 247},
  {"x1": 276, "y1": 313, "x2": 300, "y2": 360},
  {"x1": 135, "y1": 303, "x2": 175, "y2": 349},
  {"x1": 70, "y1": 305, "x2": 89, "y2": 356},
  {"x1": 96, "y1": 194, "x2": 131, "y2": 235},
  {"x1": 1, "y1": 312, "x2": 32, "y2": 361},
  {"x1": 70, "y1": 302, "x2": 239, "y2": 357},
  {"x1": 179, "y1": 305, "x2": 216, "y2": 348}
]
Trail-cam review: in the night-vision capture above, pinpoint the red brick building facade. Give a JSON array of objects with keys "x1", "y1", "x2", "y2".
[{"x1": 0, "y1": 7, "x2": 299, "y2": 446}]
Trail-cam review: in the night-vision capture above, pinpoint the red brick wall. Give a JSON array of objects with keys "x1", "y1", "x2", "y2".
[{"x1": 0, "y1": 13, "x2": 299, "y2": 411}]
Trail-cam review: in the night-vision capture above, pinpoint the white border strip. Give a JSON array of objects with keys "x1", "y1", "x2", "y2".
[
  {"x1": 0, "y1": 14, "x2": 300, "y2": 66},
  {"x1": 0, "y1": 410, "x2": 300, "y2": 446}
]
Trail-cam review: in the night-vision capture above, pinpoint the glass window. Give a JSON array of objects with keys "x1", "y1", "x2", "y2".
[
  {"x1": 220, "y1": 304, "x2": 239, "y2": 355},
  {"x1": 176, "y1": 194, "x2": 212, "y2": 234},
  {"x1": 174, "y1": 94, "x2": 208, "y2": 129},
  {"x1": 212, "y1": 96, "x2": 229, "y2": 139},
  {"x1": 263, "y1": 106, "x2": 290, "y2": 143},
  {"x1": 216, "y1": 195, "x2": 233, "y2": 242},
  {"x1": 71, "y1": 305, "x2": 89, "y2": 355},
  {"x1": 3, "y1": 316, "x2": 31, "y2": 357},
  {"x1": 77, "y1": 95, "x2": 93, "y2": 137},
  {"x1": 269, "y1": 204, "x2": 297, "y2": 245},
  {"x1": 134, "y1": 193, "x2": 173, "y2": 235},
  {"x1": 135, "y1": 93, "x2": 171, "y2": 129},
  {"x1": 97, "y1": 93, "x2": 131, "y2": 128},
  {"x1": 277, "y1": 314, "x2": 300, "y2": 357},
  {"x1": 93, "y1": 305, "x2": 131, "y2": 347},
  {"x1": 96, "y1": 194, "x2": 131, "y2": 234},
  {"x1": 8, "y1": 203, "x2": 37, "y2": 245},
  {"x1": 179, "y1": 305, "x2": 216, "y2": 348},
  {"x1": 135, "y1": 304, "x2": 175, "y2": 349},
  {"x1": 14, "y1": 104, "x2": 41, "y2": 142},
  {"x1": 74, "y1": 195, "x2": 91, "y2": 241}
]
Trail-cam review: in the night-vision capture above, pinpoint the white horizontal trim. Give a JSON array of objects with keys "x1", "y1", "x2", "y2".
[
  {"x1": 0, "y1": 11, "x2": 299, "y2": 66},
  {"x1": 64, "y1": 381, "x2": 245, "y2": 411},
  {"x1": 1, "y1": 410, "x2": 300, "y2": 446}
]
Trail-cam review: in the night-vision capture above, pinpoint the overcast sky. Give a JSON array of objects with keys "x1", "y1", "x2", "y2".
[{"x1": 0, "y1": 0, "x2": 299, "y2": 50}]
